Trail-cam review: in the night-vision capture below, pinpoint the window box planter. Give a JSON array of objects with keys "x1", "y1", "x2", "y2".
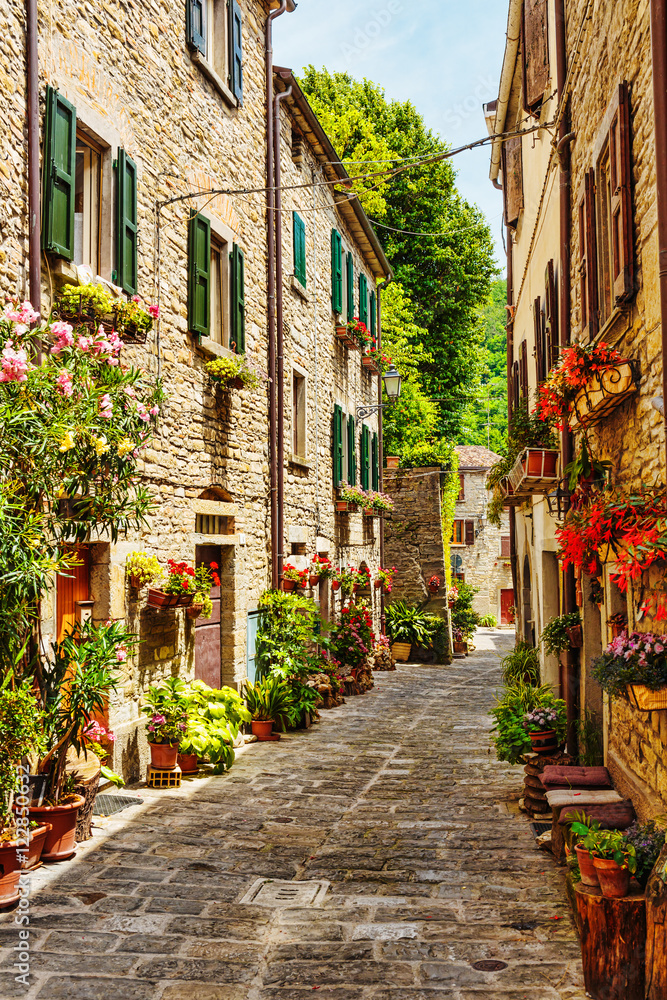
[
  {"x1": 147, "y1": 589, "x2": 178, "y2": 608},
  {"x1": 570, "y1": 361, "x2": 637, "y2": 430},
  {"x1": 363, "y1": 508, "x2": 380, "y2": 518},
  {"x1": 626, "y1": 684, "x2": 667, "y2": 711},
  {"x1": 335, "y1": 326, "x2": 359, "y2": 349},
  {"x1": 362, "y1": 356, "x2": 380, "y2": 373},
  {"x1": 336, "y1": 500, "x2": 358, "y2": 513},
  {"x1": 508, "y1": 448, "x2": 560, "y2": 495}
]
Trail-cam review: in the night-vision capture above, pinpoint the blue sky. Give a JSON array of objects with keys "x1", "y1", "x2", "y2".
[{"x1": 274, "y1": 0, "x2": 509, "y2": 269}]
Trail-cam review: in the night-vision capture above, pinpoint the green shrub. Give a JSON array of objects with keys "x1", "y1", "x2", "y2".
[
  {"x1": 386, "y1": 601, "x2": 434, "y2": 646},
  {"x1": 500, "y1": 642, "x2": 540, "y2": 686},
  {"x1": 490, "y1": 681, "x2": 566, "y2": 764},
  {"x1": 480, "y1": 614, "x2": 498, "y2": 627},
  {"x1": 451, "y1": 583, "x2": 481, "y2": 641},
  {"x1": 540, "y1": 612, "x2": 581, "y2": 656}
]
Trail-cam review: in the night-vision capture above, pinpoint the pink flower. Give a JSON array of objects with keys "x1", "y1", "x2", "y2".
[
  {"x1": 132, "y1": 295, "x2": 141, "y2": 304},
  {"x1": 18, "y1": 301, "x2": 39, "y2": 324},
  {"x1": 148, "y1": 304, "x2": 159, "y2": 319},
  {"x1": 77, "y1": 335, "x2": 92, "y2": 353},
  {"x1": 0, "y1": 345, "x2": 29, "y2": 382},
  {"x1": 116, "y1": 648, "x2": 127, "y2": 662},
  {"x1": 50, "y1": 322, "x2": 75, "y2": 354},
  {"x1": 656, "y1": 643, "x2": 664, "y2": 654},
  {"x1": 55, "y1": 370, "x2": 73, "y2": 397},
  {"x1": 100, "y1": 393, "x2": 113, "y2": 418},
  {"x1": 149, "y1": 405, "x2": 159, "y2": 417}
]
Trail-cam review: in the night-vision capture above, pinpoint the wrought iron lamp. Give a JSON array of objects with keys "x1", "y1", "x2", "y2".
[{"x1": 356, "y1": 365, "x2": 402, "y2": 419}]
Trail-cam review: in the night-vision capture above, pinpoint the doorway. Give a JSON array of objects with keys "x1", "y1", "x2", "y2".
[
  {"x1": 56, "y1": 546, "x2": 90, "y2": 642},
  {"x1": 194, "y1": 544, "x2": 222, "y2": 688},
  {"x1": 500, "y1": 589, "x2": 515, "y2": 626}
]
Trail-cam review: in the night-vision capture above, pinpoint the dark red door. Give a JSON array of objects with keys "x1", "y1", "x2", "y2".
[
  {"x1": 500, "y1": 589, "x2": 515, "y2": 626},
  {"x1": 195, "y1": 545, "x2": 221, "y2": 688}
]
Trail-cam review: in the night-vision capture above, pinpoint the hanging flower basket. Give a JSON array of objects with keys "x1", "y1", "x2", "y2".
[
  {"x1": 186, "y1": 603, "x2": 204, "y2": 619},
  {"x1": 508, "y1": 448, "x2": 560, "y2": 496},
  {"x1": 567, "y1": 624, "x2": 584, "y2": 648},
  {"x1": 626, "y1": 684, "x2": 667, "y2": 711},
  {"x1": 570, "y1": 361, "x2": 637, "y2": 430},
  {"x1": 335, "y1": 326, "x2": 358, "y2": 349},
  {"x1": 309, "y1": 574, "x2": 321, "y2": 588}
]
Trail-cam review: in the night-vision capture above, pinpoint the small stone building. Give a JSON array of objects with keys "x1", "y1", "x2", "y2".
[{"x1": 453, "y1": 447, "x2": 514, "y2": 624}]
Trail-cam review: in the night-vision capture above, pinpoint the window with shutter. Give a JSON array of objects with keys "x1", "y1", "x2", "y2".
[
  {"x1": 358, "y1": 274, "x2": 368, "y2": 327},
  {"x1": 116, "y1": 149, "x2": 138, "y2": 296},
  {"x1": 371, "y1": 432, "x2": 379, "y2": 491},
  {"x1": 465, "y1": 520, "x2": 475, "y2": 546},
  {"x1": 331, "y1": 229, "x2": 343, "y2": 314},
  {"x1": 347, "y1": 415, "x2": 356, "y2": 485},
  {"x1": 512, "y1": 360, "x2": 520, "y2": 411},
  {"x1": 346, "y1": 252, "x2": 354, "y2": 322},
  {"x1": 457, "y1": 474, "x2": 465, "y2": 501},
  {"x1": 333, "y1": 405, "x2": 344, "y2": 487},
  {"x1": 42, "y1": 87, "x2": 77, "y2": 260},
  {"x1": 452, "y1": 520, "x2": 465, "y2": 545},
  {"x1": 522, "y1": 0, "x2": 549, "y2": 112},
  {"x1": 545, "y1": 259, "x2": 559, "y2": 369},
  {"x1": 360, "y1": 425, "x2": 370, "y2": 490},
  {"x1": 519, "y1": 340, "x2": 528, "y2": 407},
  {"x1": 579, "y1": 169, "x2": 598, "y2": 339},
  {"x1": 186, "y1": 0, "x2": 206, "y2": 53},
  {"x1": 503, "y1": 136, "x2": 523, "y2": 228},
  {"x1": 370, "y1": 290, "x2": 377, "y2": 348},
  {"x1": 500, "y1": 535, "x2": 511, "y2": 558},
  {"x1": 293, "y1": 212, "x2": 306, "y2": 287},
  {"x1": 230, "y1": 243, "x2": 245, "y2": 352},
  {"x1": 534, "y1": 296, "x2": 545, "y2": 384},
  {"x1": 188, "y1": 212, "x2": 211, "y2": 337},
  {"x1": 229, "y1": 0, "x2": 243, "y2": 102}
]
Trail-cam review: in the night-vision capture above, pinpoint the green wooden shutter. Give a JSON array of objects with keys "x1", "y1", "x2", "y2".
[
  {"x1": 331, "y1": 229, "x2": 343, "y2": 314},
  {"x1": 347, "y1": 415, "x2": 357, "y2": 485},
  {"x1": 230, "y1": 243, "x2": 245, "y2": 352},
  {"x1": 346, "y1": 252, "x2": 354, "y2": 321},
  {"x1": 358, "y1": 274, "x2": 368, "y2": 327},
  {"x1": 188, "y1": 212, "x2": 211, "y2": 336},
  {"x1": 361, "y1": 425, "x2": 370, "y2": 490},
  {"x1": 186, "y1": 0, "x2": 206, "y2": 53},
  {"x1": 370, "y1": 290, "x2": 377, "y2": 348},
  {"x1": 229, "y1": 0, "x2": 243, "y2": 101},
  {"x1": 115, "y1": 149, "x2": 138, "y2": 296},
  {"x1": 333, "y1": 405, "x2": 343, "y2": 487},
  {"x1": 42, "y1": 86, "x2": 76, "y2": 260},
  {"x1": 372, "y1": 432, "x2": 379, "y2": 491},
  {"x1": 293, "y1": 212, "x2": 306, "y2": 286}
]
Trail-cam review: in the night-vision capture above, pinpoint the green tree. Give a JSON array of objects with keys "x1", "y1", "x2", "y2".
[
  {"x1": 300, "y1": 67, "x2": 498, "y2": 438},
  {"x1": 458, "y1": 279, "x2": 508, "y2": 454}
]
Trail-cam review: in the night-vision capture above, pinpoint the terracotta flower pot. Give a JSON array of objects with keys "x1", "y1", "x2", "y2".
[
  {"x1": 0, "y1": 840, "x2": 22, "y2": 907},
  {"x1": 453, "y1": 641, "x2": 468, "y2": 654},
  {"x1": 528, "y1": 729, "x2": 559, "y2": 754},
  {"x1": 149, "y1": 742, "x2": 179, "y2": 770},
  {"x1": 593, "y1": 857, "x2": 631, "y2": 898},
  {"x1": 22, "y1": 823, "x2": 52, "y2": 871},
  {"x1": 309, "y1": 575, "x2": 320, "y2": 587},
  {"x1": 567, "y1": 624, "x2": 584, "y2": 648},
  {"x1": 428, "y1": 585, "x2": 439, "y2": 595},
  {"x1": 332, "y1": 580, "x2": 341, "y2": 591},
  {"x1": 386, "y1": 456, "x2": 400, "y2": 469},
  {"x1": 186, "y1": 603, "x2": 203, "y2": 619},
  {"x1": 27, "y1": 795, "x2": 85, "y2": 862},
  {"x1": 147, "y1": 589, "x2": 177, "y2": 608},
  {"x1": 178, "y1": 753, "x2": 199, "y2": 774},
  {"x1": 374, "y1": 579, "x2": 382, "y2": 589},
  {"x1": 251, "y1": 719, "x2": 275, "y2": 741},
  {"x1": 179, "y1": 593, "x2": 194, "y2": 607},
  {"x1": 575, "y1": 844, "x2": 599, "y2": 888},
  {"x1": 282, "y1": 579, "x2": 296, "y2": 592},
  {"x1": 336, "y1": 500, "x2": 351, "y2": 513},
  {"x1": 129, "y1": 574, "x2": 143, "y2": 590},
  {"x1": 610, "y1": 623, "x2": 626, "y2": 639}
]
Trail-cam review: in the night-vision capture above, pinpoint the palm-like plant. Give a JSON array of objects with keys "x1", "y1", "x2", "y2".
[
  {"x1": 243, "y1": 675, "x2": 296, "y2": 723},
  {"x1": 385, "y1": 601, "x2": 434, "y2": 646}
]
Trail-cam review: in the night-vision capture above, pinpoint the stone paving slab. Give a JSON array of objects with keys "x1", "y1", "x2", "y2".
[{"x1": 0, "y1": 629, "x2": 587, "y2": 999}]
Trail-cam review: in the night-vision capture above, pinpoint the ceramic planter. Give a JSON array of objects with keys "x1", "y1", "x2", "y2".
[
  {"x1": 575, "y1": 844, "x2": 599, "y2": 888},
  {"x1": 282, "y1": 579, "x2": 297, "y2": 592},
  {"x1": 147, "y1": 589, "x2": 178, "y2": 608},
  {"x1": 251, "y1": 719, "x2": 275, "y2": 741},
  {"x1": 21, "y1": 823, "x2": 52, "y2": 871},
  {"x1": 593, "y1": 857, "x2": 630, "y2": 898},
  {"x1": 149, "y1": 742, "x2": 179, "y2": 770},
  {"x1": 0, "y1": 840, "x2": 22, "y2": 907},
  {"x1": 331, "y1": 580, "x2": 341, "y2": 591},
  {"x1": 391, "y1": 641, "x2": 411, "y2": 662},
  {"x1": 27, "y1": 795, "x2": 85, "y2": 862},
  {"x1": 528, "y1": 729, "x2": 559, "y2": 755},
  {"x1": 186, "y1": 603, "x2": 203, "y2": 619},
  {"x1": 567, "y1": 624, "x2": 584, "y2": 648},
  {"x1": 386, "y1": 456, "x2": 400, "y2": 469},
  {"x1": 309, "y1": 575, "x2": 321, "y2": 588},
  {"x1": 177, "y1": 753, "x2": 199, "y2": 774},
  {"x1": 627, "y1": 684, "x2": 667, "y2": 711}
]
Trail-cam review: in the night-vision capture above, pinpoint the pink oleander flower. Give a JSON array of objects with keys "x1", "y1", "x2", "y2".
[
  {"x1": 149, "y1": 405, "x2": 159, "y2": 417},
  {"x1": 77, "y1": 335, "x2": 92, "y2": 353},
  {"x1": 100, "y1": 393, "x2": 113, "y2": 419},
  {"x1": 0, "y1": 344, "x2": 29, "y2": 382},
  {"x1": 116, "y1": 648, "x2": 127, "y2": 662},
  {"x1": 148, "y1": 304, "x2": 159, "y2": 319},
  {"x1": 55, "y1": 370, "x2": 73, "y2": 397},
  {"x1": 50, "y1": 321, "x2": 75, "y2": 354}
]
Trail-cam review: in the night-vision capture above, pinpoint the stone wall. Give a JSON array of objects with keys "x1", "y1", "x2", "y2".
[{"x1": 383, "y1": 467, "x2": 448, "y2": 616}]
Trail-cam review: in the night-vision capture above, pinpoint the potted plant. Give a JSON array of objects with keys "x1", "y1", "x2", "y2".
[
  {"x1": 337, "y1": 485, "x2": 367, "y2": 513},
  {"x1": 522, "y1": 704, "x2": 564, "y2": 755},
  {"x1": 243, "y1": 675, "x2": 296, "y2": 741},
  {"x1": 141, "y1": 677, "x2": 189, "y2": 770},
  {"x1": 30, "y1": 620, "x2": 134, "y2": 861},
  {"x1": 308, "y1": 555, "x2": 331, "y2": 588},
  {"x1": 428, "y1": 575, "x2": 441, "y2": 595},
  {"x1": 608, "y1": 613, "x2": 628, "y2": 639},
  {"x1": 179, "y1": 680, "x2": 250, "y2": 772},
  {"x1": 0, "y1": 683, "x2": 47, "y2": 904},
  {"x1": 536, "y1": 340, "x2": 633, "y2": 430},
  {"x1": 364, "y1": 490, "x2": 394, "y2": 517},
  {"x1": 540, "y1": 612, "x2": 583, "y2": 656},
  {"x1": 162, "y1": 559, "x2": 197, "y2": 606},
  {"x1": 490, "y1": 682, "x2": 566, "y2": 765},
  {"x1": 282, "y1": 564, "x2": 304, "y2": 592},
  {"x1": 624, "y1": 820, "x2": 666, "y2": 888},
  {"x1": 586, "y1": 828, "x2": 637, "y2": 898},
  {"x1": 331, "y1": 566, "x2": 352, "y2": 593},
  {"x1": 592, "y1": 630, "x2": 667, "y2": 709},
  {"x1": 126, "y1": 550, "x2": 162, "y2": 591},
  {"x1": 385, "y1": 600, "x2": 435, "y2": 662},
  {"x1": 375, "y1": 566, "x2": 396, "y2": 593},
  {"x1": 452, "y1": 626, "x2": 467, "y2": 655},
  {"x1": 205, "y1": 354, "x2": 267, "y2": 391},
  {"x1": 447, "y1": 585, "x2": 459, "y2": 609},
  {"x1": 386, "y1": 456, "x2": 400, "y2": 469},
  {"x1": 569, "y1": 813, "x2": 602, "y2": 887},
  {"x1": 187, "y1": 562, "x2": 220, "y2": 620},
  {"x1": 352, "y1": 566, "x2": 371, "y2": 593}
]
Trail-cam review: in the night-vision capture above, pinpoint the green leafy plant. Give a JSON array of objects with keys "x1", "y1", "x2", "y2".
[
  {"x1": 256, "y1": 590, "x2": 324, "y2": 725},
  {"x1": 126, "y1": 551, "x2": 162, "y2": 587},
  {"x1": 56, "y1": 284, "x2": 156, "y2": 335},
  {"x1": 141, "y1": 677, "x2": 189, "y2": 746},
  {"x1": 480, "y1": 614, "x2": 498, "y2": 627},
  {"x1": 178, "y1": 682, "x2": 249, "y2": 773},
  {"x1": 451, "y1": 583, "x2": 482, "y2": 642},
  {"x1": 243, "y1": 674, "x2": 297, "y2": 725},
  {"x1": 385, "y1": 601, "x2": 433, "y2": 647},
  {"x1": 540, "y1": 612, "x2": 582, "y2": 656},
  {"x1": 500, "y1": 642, "x2": 540, "y2": 685},
  {"x1": 399, "y1": 439, "x2": 453, "y2": 469},
  {"x1": 490, "y1": 681, "x2": 566, "y2": 764},
  {"x1": 563, "y1": 440, "x2": 612, "y2": 492},
  {"x1": 0, "y1": 679, "x2": 46, "y2": 834},
  {"x1": 569, "y1": 826, "x2": 637, "y2": 873}
]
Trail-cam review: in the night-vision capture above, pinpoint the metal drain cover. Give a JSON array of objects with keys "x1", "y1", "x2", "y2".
[
  {"x1": 472, "y1": 960, "x2": 508, "y2": 972},
  {"x1": 240, "y1": 878, "x2": 330, "y2": 907}
]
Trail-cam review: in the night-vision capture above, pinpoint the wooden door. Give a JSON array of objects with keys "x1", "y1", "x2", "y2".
[
  {"x1": 195, "y1": 545, "x2": 221, "y2": 688},
  {"x1": 56, "y1": 547, "x2": 90, "y2": 642},
  {"x1": 500, "y1": 589, "x2": 515, "y2": 626}
]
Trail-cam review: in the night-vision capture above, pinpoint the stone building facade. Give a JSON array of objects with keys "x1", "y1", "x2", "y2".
[
  {"x1": 489, "y1": 0, "x2": 667, "y2": 816},
  {"x1": 2, "y1": 2, "x2": 390, "y2": 779},
  {"x1": 453, "y1": 447, "x2": 514, "y2": 624}
]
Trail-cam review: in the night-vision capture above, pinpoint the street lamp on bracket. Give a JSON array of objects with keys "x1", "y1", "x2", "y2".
[{"x1": 356, "y1": 365, "x2": 402, "y2": 419}]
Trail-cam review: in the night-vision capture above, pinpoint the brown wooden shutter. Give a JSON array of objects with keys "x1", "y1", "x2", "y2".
[
  {"x1": 523, "y1": 0, "x2": 549, "y2": 111},
  {"x1": 504, "y1": 136, "x2": 524, "y2": 227},
  {"x1": 465, "y1": 520, "x2": 475, "y2": 546},
  {"x1": 610, "y1": 82, "x2": 634, "y2": 303},
  {"x1": 458, "y1": 474, "x2": 465, "y2": 501},
  {"x1": 519, "y1": 339, "x2": 529, "y2": 406},
  {"x1": 579, "y1": 170, "x2": 598, "y2": 339},
  {"x1": 545, "y1": 259, "x2": 559, "y2": 368},
  {"x1": 512, "y1": 360, "x2": 520, "y2": 411},
  {"x1": 534, "y1": 295, "x2": 545, "y2": 384},
  {"x1": 500, "y1": 535, "x2": 511, "y2": 558}
]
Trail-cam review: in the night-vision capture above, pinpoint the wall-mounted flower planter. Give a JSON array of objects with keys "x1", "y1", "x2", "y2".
[
  {"x1": 500, "y1": 476, "x2": 523, "y2": 507},
  {"x1": 147, "y1": 589, "x2": 178, "y2": 608},
  {"x1": 336, "y1": 500, "x2": 358, "y2": 513},
  {"x1": 570, "y1": 361, "x2": 637, "y2": 430},
  {"x1": 335, "y1": 326, "x2": 359, "y2": 349},
  {"x1": 508, "y1": 448, "x2": 560, "y2": 496},
  {"x1": 281, "y1": 579, "x2": 296, "y2": 592},
  {"x1": 362, "y1": 356, "x2": 380, "y2": 373},
  {"x1": 626, "y1": 684, "x2": 667, "y2": 711},
  {"x1": 567, "y1": 624, "x2": 584, "y2": 648}
]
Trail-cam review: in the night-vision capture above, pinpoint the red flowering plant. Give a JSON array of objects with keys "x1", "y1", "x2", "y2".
[
  {"x1": 309, "y1": 555, "x2": 332, "y2": 581},
  {"x1": 164, "y1": 559, "x2": 196, "y2": 595},
  {"x1": 353, "y1": 565, "x2": 372, "y2": 591},
  {"x1": 536, "y1": 342, "x2": 624, "y2": 430},
  {"x1": 331, "y1": 601, "x2": 374, "y2": 670},
  {"x1": 377, "y1": 566, "x2": 397, "y2": 592},
  {"x1": 347, "y1": 317, "x2": 372, "y2": 351},
  {"x1": 556, "y1": 487, "x2": 667, "y2": 620},
  {"x1": 366, "y1": 348, "x2": 391, "y2": 370},
  {"x1": 191, "y1": 562, "x2": 220, "y2": 618}
]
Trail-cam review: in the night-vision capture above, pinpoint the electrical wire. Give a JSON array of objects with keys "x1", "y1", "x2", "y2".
[{"x1": 368, "y1": 214, "x2": 503, "y2": 239}]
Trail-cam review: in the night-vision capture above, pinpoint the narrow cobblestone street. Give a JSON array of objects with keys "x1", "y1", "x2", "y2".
[{"x1": 1, "y1": 631, "x2": 586, "y2": 1000}]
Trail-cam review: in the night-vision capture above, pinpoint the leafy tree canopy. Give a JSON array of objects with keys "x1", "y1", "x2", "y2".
[{"x1": 458, "y1": 279, "x2": 509, "y2": 454}]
